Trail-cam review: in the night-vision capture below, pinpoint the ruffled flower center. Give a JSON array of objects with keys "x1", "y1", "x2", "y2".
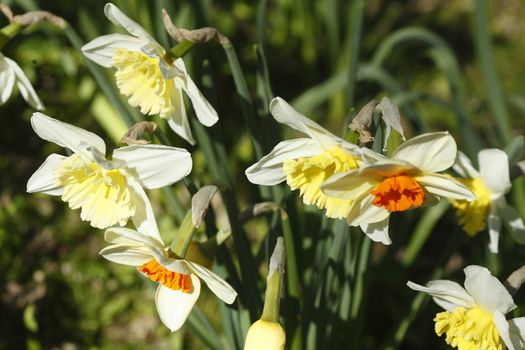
[
  {"x1": 283, "y1": 147, "x2": 358, "y2": 219},
  {"x1": 371, "y1": 175, "x2": 425, "y2": 212},
  {"x1": 434, "y1": 306, "x2": 502, "y2": 350},
  {"x1": 54, "y1": 153, "x2": 135, "y2": 229},
  {"x1": 138, "y1": 259, "x2": 192, "y2": 293},
  {"x1": 112, "y1": 49, "x2": 177, "y2": 119},
  {"x1": 450, "y1": 178, "x2": 491, "y2": 236}
]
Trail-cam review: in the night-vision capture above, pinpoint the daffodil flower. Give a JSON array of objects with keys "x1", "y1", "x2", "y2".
[
  {"x1": 245, "y1": 97, "x2": 380, "y2": 219},
  {"x1": 100, "y1": 226, "x2": 237, "y2": 332},
  {"x1": 26, "y1": 112, "x2": 192, "y2": 236},
  {"x1": 407, "y1": 265, "x2": 525, "y2": 350},
  {"x1": 322, "y1": 132, "x2": 474, "y2": 244},
  {"x1": 0, "y1": 52, "x2": 44, "y2": 110},
  {"x1": 81, "y1": 3, "x2": 218, "y2": 145},
  {"x1": 450, "y1": 149, "x2": 525, "y2": 253}
]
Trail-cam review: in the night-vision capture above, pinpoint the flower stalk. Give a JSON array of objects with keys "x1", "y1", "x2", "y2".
[{"x1": 170, "y1": 209, "x2": 196, "y2": 259}]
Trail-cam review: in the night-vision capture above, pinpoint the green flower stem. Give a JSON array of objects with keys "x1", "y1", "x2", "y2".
[
  {"x1": 261, "y1": 271, "x2": 282, "y2": 322},
  {"x1": 0, "y1": 23, "x2": 22, "y2": 49},
  {"x1": 169, "y1": 209, "x2": 195, "y2": 258},
  {"x1": 166, "y1": 40, "x2": 196, "y2": 63}
]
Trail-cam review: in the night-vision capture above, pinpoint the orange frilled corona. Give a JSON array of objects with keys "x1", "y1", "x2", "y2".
[
  {"x1": 138, "y1": 259, "x2": 192, "y2": 293},
  {"x1": 371, "y1": 175, "x2": 425, "y2": 212}
]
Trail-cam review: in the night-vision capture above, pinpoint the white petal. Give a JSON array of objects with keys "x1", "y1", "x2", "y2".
[
  {"x1": 347, "y1": 194, "x2": 390, "y2": 226},
  {"x1": 26, "y1": 153, "x2": 65, "y2": 195},
  {"x1": 166, "y1": 86, "x2": 195, "y2": 145},
  {"x1": 479, "y1": 148, "x2": 511, "y2": 196},
  {"x1": 160, "y1": 259, "x2": 190, "y2": 275},
  {"x1": 416, "y1": 174, "x2": 475, "y2": 200},
  {"x1": 406, "y1": 280, "x2": 474, "y2": 312},
  {"x1": 0, "y1": 54, "x2": 15, "y2": 104},
  {"x1": 463, "y1": 265, "x2": 516, "y2": 314},
  {"x1": 99, "y1": 244, "x2": 154, "y2": 266},
  {"x1": 392, "y1": 132, "x2": 457, "y2": 173},
  {"x1": 104, "y1": 226, "x2": 165, "y2": 247},
  {"x1": 155, "y1": 278, "x2": 201, "y2": 332},
  {"x1": 493, "y1": 311, "x2": 515, "y2": 350},
  {"x1": 113, "y1": 144, "x2": 192, "y2": 189},
  {"x1": 321, "y1": 173, "x2": 378, "y2": 200},
  {"x1": 498, "y1": 203, "x2": 525, "y2": 244},
  {"x1": 31, "y1": 112, "x2": 106, "y2": 154},
  {"x1": 81, "y1": 33, "x2": 144, "y2": 67},
  {"x1": 126, "y1": 176, "x2": 162, "y2": 242},
  {"x1": 175, "y1": 59, "x2": 218, "y2": 127},
  {"x1": 452, "y1": 151, "x2": 480, "y2": 178},
  {"x1": 361, "y1": 218, "x2": 391, "y2": 245},
  {"x1": 184, "y1": 261, "x2": 237, "y2": 304},
  {"x1": 5, "y1": 57, "x2": 44, "y2": 110},
  {"x1": 104, "y1": 3, "x2": 161, "y2": 47},
  {"x1": 245, "y1": 138, "x2": 322, "y2": 185},
  {"x1": 269, "y1": 97, "x2": 342, "y2": 149},
  {"x1": 508, "y1": 317, "x2": 525, "y2": 350},
  {"x1": 488, "y1": 211, "x2": 501, "y2": 254}
]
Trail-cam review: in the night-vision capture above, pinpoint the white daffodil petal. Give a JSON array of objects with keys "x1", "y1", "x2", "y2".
[
  {"x1": 245, "y1": 138, "x2": 322, "y2": 185},
  {"x1": 463, "y1": 265, "x2": 516, "y2": 314},
  {"x1": 5, "y1": 57, "x2": 44, "y2": 110},
  {"x1": 499, "y1": 204, "x2": 525, "y2": 244},
  {"x1": 321, "y1": 170, "x2": 378, "y2": 200},
  {"x1": 406, "y1": 280, "x2": 474, "y2": 312},
  {"x1": 127, "y1": 176, "x2": 162, "y2": 242},
  {"x1": 508, "y1": 317, "x2": 525, "y2": 350},
  {"x1": 493, "y1": 311, "x2": 515, "y2": 350},
  {"x1": 26, "y1": 153, "x2": 65, "y2": 195},
  {"x1": 99, "y1": 244, "x2": 154, "y2": 266},
  {"x1": 453, "y1": 151, "x2": 480, "y2": 178},
  {"x1": 392, "y1": 132, "x2": 456, "y2": 173},
  {"x1": 269, "y1": 97, "x2": 341, "y2": 149},
  {"x1": 104, "y1": 3, "x2": 161, "y2": 47},
  {"x1": 113, "y1": 144, "x2": 192, "y2": 189},
  {"x1": 104, "y1": 226, "x2": 165, "y2": 247},
  {"x1": 184, "y1": 261, "x2": 237, "y2": 304},
  {"x1": 416, "y1": 173, "x2": 474, "y2": 200},
  {"x1": 175, "y1": 59, "x2": 218, "y2": 127},
  {"x1": 166, "y1": 86, "x2": 195, "y2": 145},
  {"x1": 81, "y1": 33, "x2": 144, "y2": 67},
  {"x1": 0, "y1": 54, "x2": 15, "y2": 104},
  {"x1": 160, "y1": 258, "x2": 190, "y2": 275},
  {"x1": 479, "y1": 148, "x2": 511, "y2": 196},
  {"x1": 487, "y1": 212, "x2": 501, "y2": 254},
  {"x1": 360, "y1": 218, "x2": 391, "y2": 245},
  {"x1": 155, "y1": 278, "x2": 201, "y2": 332},
  {"x1": 31, "y1": 113, "x2": 106, "y2": 154},
  {"x1": 347, "y1": 194, "x2": 390, "y2": 226}
]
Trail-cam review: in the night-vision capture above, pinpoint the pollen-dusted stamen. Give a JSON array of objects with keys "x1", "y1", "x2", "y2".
[
  {"x1": 283, "y1": 147, "x2": 358, "y2": 219},
  {"x1": 450, "y1": 178, "x2": 491, "y2": 236},
  {"x1": 434, "y1": 306, "x2": 502, "y2": 350},
  {"x1": 54, "y1": 153, "x2": 135, "y2": 229},
  {"x1": 139, "y1": 259, "x2": 192, "y2": 293},
  {"x1": 112, "y1": 49, "x2": 177, "y2": 119},
  {"x1": 371, "y1": 175, "x2": 425, "y2": 212}
]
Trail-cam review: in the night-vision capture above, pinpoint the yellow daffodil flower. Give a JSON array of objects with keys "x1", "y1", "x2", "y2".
[
  {"x1": 245, "y1": 97, "x2": 381, "y2": 219},
  {"x1": 451, "y1": 149, "x2": 525, "y2": 253},
  {"x1": 0, "y1": 52, "x2": 44, "y2": 110},
  {"x1": 408, "y1": 265, "x2": 525, "y2": 350},
  {"x1": 322, "y1": 132, "x2": 474, "y2": 244},
  {"x1": 81, "y1": 3, "x2": 218, "y2": 145},
  {"x1": 100, "y1": 226, "x2": 237, "y2": 332},
  {"x1": 26, "y1": 112, "x2": 192, "y2": 236}
]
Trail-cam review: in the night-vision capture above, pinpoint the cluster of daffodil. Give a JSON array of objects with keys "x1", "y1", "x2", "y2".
[
  {"x1": 21, "y1": 3, "x2": 236, "y2": 333},
  {"x1": 6, "y1": 1, "x2": 525, "y2": 349}
]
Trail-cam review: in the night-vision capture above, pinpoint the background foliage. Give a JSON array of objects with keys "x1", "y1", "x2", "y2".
[{"x1": 1, "y1": 0, "x2": 525, "y2": 349}]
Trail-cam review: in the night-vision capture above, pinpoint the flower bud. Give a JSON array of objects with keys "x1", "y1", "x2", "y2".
[{"x1": 244, "y1": 320, "x2": 286, "y2": 350}]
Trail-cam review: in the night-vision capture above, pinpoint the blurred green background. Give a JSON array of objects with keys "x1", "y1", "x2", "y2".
[{"x1": 2, "y1": 0, "x2": 525, "y2": 349}]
